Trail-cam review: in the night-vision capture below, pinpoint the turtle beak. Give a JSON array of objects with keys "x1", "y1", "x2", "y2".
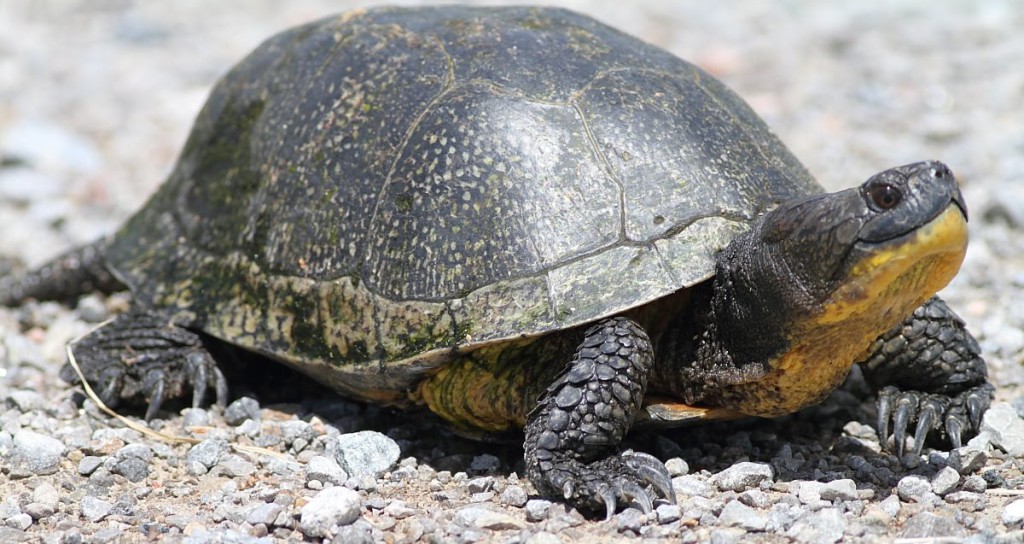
[{"x1": 951, "y1": 185, "x2": 968, "y2": 222}]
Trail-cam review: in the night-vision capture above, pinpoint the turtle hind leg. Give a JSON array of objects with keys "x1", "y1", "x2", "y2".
[
  {"x1": 60, "y1": 308, "x2": 228, "y2": 420},
  {"x1": 861, "y1": 296, "x2": 993, "y2": 456},
  {"x1": 524, "y1": 317, "x2": 675, "y2": 519},
  {"x1": 0, "y1": 240, "x2": 124, "y2": 306}
]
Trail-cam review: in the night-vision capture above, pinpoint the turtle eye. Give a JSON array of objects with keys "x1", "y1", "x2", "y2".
[{"x1": 868, "y1": 182, "x2": 902, "y2": 210}]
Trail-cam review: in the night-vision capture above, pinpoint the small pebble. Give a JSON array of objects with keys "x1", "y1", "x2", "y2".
[
  {"x1": 665, "y1": 457, "x2": 689, "y2": 477},
  {"x1": 655, "y1": 503, "x2": 682, "y2": 524},
  {"x1": 719, "y1": 500, "x2": 768, "y2": 531},
  {"x1": 899, "y1": 511, "x2": 966, "y2": 538},
  {"x1": 9, "y1": 429, "x2": 65, "y2": 476},
  {"x1": 5, "y1": 513, "x2": 32, "y2": 530},
  {"x1": 525, "y1": 499, "x2": 552, "y2": 522},
  {"x1": 931, "y1": 466, "x2": 961, "y2": 496},
  {"x1": 80, "y1": 496, "x2": 113, "y2": 523},
  {"x1": 498, "y1": 484, "x2": 528, "y2": 507},
  {"x1": 306, "y1": 455, "x2": 348, "y2": 485},
  {"x1": 897, "y1": 476, "x2": 936, "y2": 503},
  {"x1": 185, "y1": 438, "x2": 228, "y2": 475},
  {"x1": 113, "y1": 443, "x2": 153, "y2": 482},
  {"x1": 981, "y1": 403, "x2": 1024, "y2": 456},
  {"x1": 299, "y1": 486, "x2": 362, "y2": 538},
  {"x1": 77, "y1": 455, "x2": 104, "y2": 476},
  {"x1": 330, "y1": 431, "x2": 401, "y2": 478},
  {"x1": 246, "y1": 503, "x2": 284, "y2": 526},
  {"x1": 710, "y1": 462, "x2": 774, "y2": 492},
  {"x1": 1003, "y1": 499, "x2": 1024, "y2": 526},
  {"x1": 224, "y1": 397, "x2": 261, "y2": 426}
]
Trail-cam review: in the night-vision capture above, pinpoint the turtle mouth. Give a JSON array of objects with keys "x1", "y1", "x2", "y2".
[{"x1": 818, "y1": 201, "x2": 967, "y2": 326}]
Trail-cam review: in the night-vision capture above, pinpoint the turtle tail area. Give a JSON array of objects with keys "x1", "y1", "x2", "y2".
[{"x1": 0, "y1": 239, "x2": 124, "y2": 306}]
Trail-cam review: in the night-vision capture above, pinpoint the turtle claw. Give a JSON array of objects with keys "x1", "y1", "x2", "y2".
[
  {"x1": 144, "y1": 371, "x2": 167, "y2": 421},
  {"x1": 624, "y1": 450, "x2": 677, "y2": 504},
  {"x1": 529, "y1": 451, "x2": 675, "y2": 518},
  {"x1": 877, "y1": 383, "x2": 994, "y2": 456},
  {"x1": 61, "y1": 310, "x2": 230, "y2": 419}
]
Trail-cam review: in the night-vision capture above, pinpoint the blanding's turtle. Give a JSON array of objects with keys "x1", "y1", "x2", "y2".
[{"x1": 0, "y1": 6, "x2": 993, "y2": 517}]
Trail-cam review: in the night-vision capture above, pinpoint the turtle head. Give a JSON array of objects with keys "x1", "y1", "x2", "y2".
[
  {"x1": 762, "y1": 160, "x2": 967, "y2": 306},
  {"x1": 702, "y1": 160, "x2": 968, "y2": 417}
]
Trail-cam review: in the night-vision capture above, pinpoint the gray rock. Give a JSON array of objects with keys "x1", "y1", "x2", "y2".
[
  {"x1": 615, "y1": 508, "x2": 647, "y2": 532},
  {"x1": 113, "y1": 444, "x2": 153, "y2": 482},
  {"x1": 186, "y1": 438, "x2": 229, "y2": 475},
  {"x1": 656, "y1": 503, "x2": 682, "y2": 524},
  {"x1": 896, "y1": 475, "x2": 936, "y2": 503},
  {"x1": 787, "y1": 508, "x2": 846, "y2": 544},
  {"x1": 525, "y1": 499, "x2": 552, "y2": 522},
  {"x1": 719, "y1": 500, "x2": 768, "y2": 531},
  {"x1": 22, "y1": 501, "x2": 54, "y2": 521},
  {"x1": 382, "y1": 500, "x2": 416, "y2": 519},
  {"x1": 738, "y1": 489, "x2": 771, "y2": 509},
  {"x1": 710, "y1": 462, "x2": 774, "y2": 492},
  {"x1": 330, "y1": 520, "x2": 374, "y2": 544},
  {"x1": 795, "y1": 481, "x2": 828, "y2": 507},
  {"x1": 224, "y1": 397, "x2": 261, "y2": 426},
  {"x1": 467, "y1": 476, "x2": 495, "y2": 494},
  {"x1": 931, "y1": 466, "x2": 961, "y2": 496},
  {"x1": 469, "y1": 453, "x2": 501, "y2": 472},
  {"x1": 181, "y1": 408, "x2": 211, "y2": 428},
  {"x1": 246, "y1": 503, "x2": 284, "y2": 526},
  {"x1": 981, "y1": 403, "x2": 1024, "y2": 456},
  {"x1": 306, "y1": 455, "x2": 348, "y2": 485},
  {"x1": 900, "y1": 511, "x2": 966, "y2": 538},
  {"x1": 820, "y1": 479, "x2": 858, "y2": 501},
  {"x1": 77, "y1": 455, "x2": 104, "y2": 476},
  {"x1": 7, "y1": 390, "x2": 43, "y2": 412},
  {"x1": 1003, "y1": 499, "x2": 1024, "y2": 526},
  {"x1": 879, "y1": 495, "x2": 902, "y2": 518},
  {"x1": 8, "y1": 430, "x2": 65, "y2": 475},
  {"x1": 673, "y1": 475, "x2": 714, "y2": 498},
  {"x1": 330, "y1": 431, "x2": 400, "y2": 479},
  {"x1": 217, "y1": 454, "x2": 256, "y2": 477},
  {"x1": 962, "y1": 475, "x2": 987, "y2": 493},
  {"x1": 5, "y1": 513, "x2": 31, "y2": 531},
  {"x1": 665, "y1": 457, "x2": 689, "y2": 477},
  {"x1": 299, "y1": 486, "x2": 362, "y2": 538},
  {"x1": 454, "y1": 504, "x2": 525, "y2": 530},
  {"x1": 949, "y1": 447, "x2": 988, "y2": 475},
  {"x1": 498, "y1": 484, "x2": 528, "y2": 507},
  {"x1": 31, "y1": 483, "x2": 59, "y2": 512},
  {"x1": 80, "y1": 496, "x2": 113, "y2": 523},
  {"x1": 768, "y1": 503, "x2": 803, "y2": 532}
]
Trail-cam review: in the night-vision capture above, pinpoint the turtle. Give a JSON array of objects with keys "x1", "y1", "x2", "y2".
[{"x1": 0, "y1": 6, "x2": 993, "y2": 518}]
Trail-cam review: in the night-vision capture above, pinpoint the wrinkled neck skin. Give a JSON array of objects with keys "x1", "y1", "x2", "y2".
[
  {"x1": 651, "y1": 217, "x2": 808, "y2": 409},
  {"x1": 651, "y1": 189, "x2": 877, "y2": 415}
]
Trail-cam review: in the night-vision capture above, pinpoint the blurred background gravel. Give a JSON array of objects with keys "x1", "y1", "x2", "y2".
[{"x1": 1, "y1": 1, "x2": 1023, "y2": 542}]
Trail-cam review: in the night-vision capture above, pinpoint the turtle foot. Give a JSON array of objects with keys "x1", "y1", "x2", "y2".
[
  {"x1": 60, "y1": 309, "x2": 228, "y2": 420},
  {"x1": 877, "y1": 382, "x2": 993, "y2": 457},
  {"x1": 524, "y1": 316, "x2": 669, "y2": 518},
  {"x1": 529, "y1": 449, "x2": 675, "y2": 520}
]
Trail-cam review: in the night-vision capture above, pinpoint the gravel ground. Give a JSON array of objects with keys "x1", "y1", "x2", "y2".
[{"x1": 2, "y1": 1, "x2": 1024, "y2": 542}]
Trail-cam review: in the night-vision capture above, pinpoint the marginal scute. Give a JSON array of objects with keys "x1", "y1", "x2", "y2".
[
  {"x1": 548, "y1": 245, "x2": 674, "y2": 327},
  {"x1": 449, "y1": 274, "x2": 555, "y2": 344}
]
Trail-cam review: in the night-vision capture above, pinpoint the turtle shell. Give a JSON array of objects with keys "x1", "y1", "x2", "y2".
[{"x1": 104, "y1": 6, "x2": 821, "y2": 402}]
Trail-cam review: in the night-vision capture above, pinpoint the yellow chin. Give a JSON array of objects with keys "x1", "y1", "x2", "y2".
[
  {"x1": 817, "y1": 203, "x2": 968, "y2": 326},
  {"x1": 727, "y1": 203, "x2": 968, "y2": 418}
]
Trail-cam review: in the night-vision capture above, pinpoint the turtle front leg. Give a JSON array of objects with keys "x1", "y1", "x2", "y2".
[
  {"x1": 860, "y1": 296, "x2": 993, "y2": 456},
  {"x1": 61, "y1": 308, "x2": 229, "y2": 420},
  {"x1": 524, "y1": 317, "x2": 675, "y2": 519}
]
